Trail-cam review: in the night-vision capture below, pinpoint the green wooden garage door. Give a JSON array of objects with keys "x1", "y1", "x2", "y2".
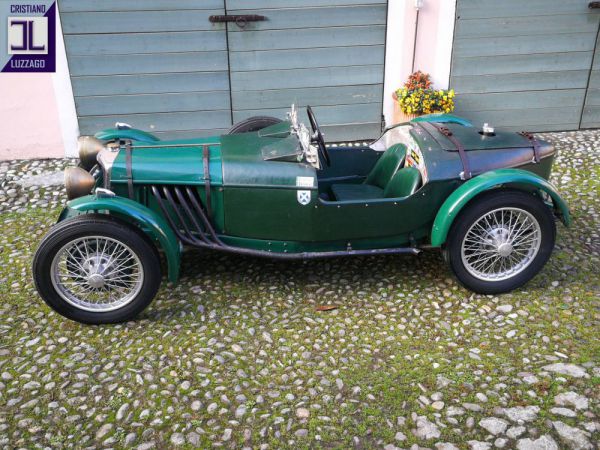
[
  {"x1": 450, "y1": 0, "x2": 600, "y2": 132},
  {"x1": 60, "y1": 0, "x2": 231, "y2": 140},
  {"x1": 60, "y1": 0, "x2": 387, "y2": 141},
  {"x1": 226, "y1": 0, "x2": 387, "y2": 141}
]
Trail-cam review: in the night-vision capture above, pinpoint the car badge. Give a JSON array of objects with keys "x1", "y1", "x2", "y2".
[
  {"x1": 297, "y1": 190, "x2": 311, "y2": 206},
  {"x1": 296, "y1": 176, "x2": 314, "y2": 188}
]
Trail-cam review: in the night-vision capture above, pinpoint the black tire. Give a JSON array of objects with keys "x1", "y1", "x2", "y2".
[
  {"x1": 226, "y1": 116, "x2": 282, "y2": 134},
  {"x1": 33, "y1": 214, "x2": 162, "y2": 324},
  {"x1": 445, "y1": 190, "x2": 556, "y2": 294}
]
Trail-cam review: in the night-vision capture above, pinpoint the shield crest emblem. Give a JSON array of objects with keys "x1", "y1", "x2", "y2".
[{"x1": 297, "y1": 190, "x2": 311, "y2": 205}]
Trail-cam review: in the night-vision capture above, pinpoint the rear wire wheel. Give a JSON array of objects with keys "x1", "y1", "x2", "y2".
[
  {"x1": 227, "y1": 116, "x2": 282, "y2": 134},
  {"x1": 445, "y1": 190, "x2": 556, "y2": 294}
]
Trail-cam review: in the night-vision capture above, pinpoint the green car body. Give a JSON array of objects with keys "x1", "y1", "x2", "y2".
[
  {"x1": 57, "y1": 113, "x2": 568, "y2": 284},
  {"x1": 33, "y1": 109, "x2": 570, "y2": 323}
]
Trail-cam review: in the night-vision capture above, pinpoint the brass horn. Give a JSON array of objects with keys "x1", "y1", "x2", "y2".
[{"x1": 64, "y1": 167, "x2": 96, "y2": 200}]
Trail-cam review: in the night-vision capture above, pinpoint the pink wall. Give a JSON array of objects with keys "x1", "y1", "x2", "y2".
[
  {"x1": 384, "y1": 0, "x2": 455, "y2": 125},
  {"x1": 0, "y1": 74, "x2": 65, "y2": 161},
  {"x1": 391, "y1": 0, "x2": 453, "y2": 92},
  {"x1": 413, "y1": 1, "x2": 441, "y2": 82}
]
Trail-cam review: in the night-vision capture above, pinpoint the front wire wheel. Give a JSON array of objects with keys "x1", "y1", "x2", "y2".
[
  {"x1": 446, "y1": 190, "x2": 556, "y2": 294},
  {"x1": 51, "y1": 236, "x2": 144, "y2": 312},
  {"x1": 34, "y1": 215, "x2": 162, "y2": 324}
]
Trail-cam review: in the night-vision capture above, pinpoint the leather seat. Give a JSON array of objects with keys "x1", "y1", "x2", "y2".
[
  {"x1": 383, "y1": 167, "x2": 421, "y2": 198},
  {"x1": 331, "y1": 144, "x2": 407, "y2": 201},
  {"x1": 364, "y1": 143, "x2": 407, "y2": 189}
]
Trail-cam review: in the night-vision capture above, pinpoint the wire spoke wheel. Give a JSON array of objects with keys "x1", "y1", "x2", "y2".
[
  {"x1": 460, "y1": 207, "x2": 541, "y2": 282},
  {"x1": 50, "y1": 236, "x2": 144, "y2": 312}
]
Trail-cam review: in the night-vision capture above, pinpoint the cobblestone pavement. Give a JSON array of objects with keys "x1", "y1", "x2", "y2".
[{"x1": 0, "y1": 131, "x2": 598, "y2": 449}]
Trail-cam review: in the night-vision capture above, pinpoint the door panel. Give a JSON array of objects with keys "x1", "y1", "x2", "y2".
[
  {"x1": 233, "y1": 85, "x2": 382, "y2": 110},
  {"x1": 230, "y1": 65, "x2": 384, "y2": 91},
  {"x1": 59, "y1": 0, "x2": 232, "y2": 137},
  {"x1": 60, "y1": 0, "x2": 225, "y2": 12},
  {"x1": 451, "y1": 0, "x2": 599, "y2": 132},
  {"x1": 60, "y1": 0, "x2": 388, "y2": 140},
  {"x1": 227, "y1": 2, "x2": 388, "y2": 142},
  {"x1": 230, "y1": 46, "x2": 384, "y2": 72},
  {"x1": 69, "y1": 52, "x2": 229, "y2": 77},
  {"x1": 61, "y1": 10, "x2": 223, "y2": 33},
  {"x1": 581, "y1": 23, "x2": 600, "y2": 128}
]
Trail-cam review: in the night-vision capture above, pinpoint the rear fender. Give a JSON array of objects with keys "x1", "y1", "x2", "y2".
[
  {"x1": 430, "y1": 168, "x2": 570, "y2": 247},
  {"x1": 59, "y1": 194, "x2": 181, "y2": 282}
]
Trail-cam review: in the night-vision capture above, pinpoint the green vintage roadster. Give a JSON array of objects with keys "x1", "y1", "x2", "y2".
[{"x1": 33, "y1": 105, "x2": 570, "y2": 324}]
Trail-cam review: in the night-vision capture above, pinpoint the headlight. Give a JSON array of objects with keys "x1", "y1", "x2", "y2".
[
  {"x1": 78, "y1": 136, "x2": 104, "y2": 170},
  {"x1": 64, "y1": 167, "x2": 95, "y2": 200}
]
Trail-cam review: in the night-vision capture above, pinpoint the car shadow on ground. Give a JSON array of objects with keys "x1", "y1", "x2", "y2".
[
  {"x1": 138, "y1": 215, "x2": 593, "y2": 323},
  {"x1": 137, "y1": 247, "x2": 454, "y2": 322}
]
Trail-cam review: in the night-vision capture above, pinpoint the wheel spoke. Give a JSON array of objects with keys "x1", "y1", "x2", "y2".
[
  {"x1": 50, "y1": 236, "x2": 144, "y2": 312},
  {"x1": 461, "y1": 207, "x2": 542, "y2": 282}
]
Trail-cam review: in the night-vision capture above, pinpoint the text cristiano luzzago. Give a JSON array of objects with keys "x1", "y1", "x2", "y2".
[{"x1": 10, "y1": 4, "x2": 47, "y2": 14}]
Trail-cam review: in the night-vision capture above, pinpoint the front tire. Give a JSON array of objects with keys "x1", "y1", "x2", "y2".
[
  {"x1": 445, "y1": 190, "x2": 556, "y2": 294},
  {"x1": 33, "y1": 215, "x2": 162, "y2": 324}
]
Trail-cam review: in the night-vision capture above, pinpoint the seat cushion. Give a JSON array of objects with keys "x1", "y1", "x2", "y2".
[
  {"x1": 383, "y1": 167, "x2": 422, "y2": 198},
  {"x1": 365, "y1": 144, "x2": 406, "y2": 189},
  {"x1": 331, "y1": 183, "x2": 384, "y2": 201}
]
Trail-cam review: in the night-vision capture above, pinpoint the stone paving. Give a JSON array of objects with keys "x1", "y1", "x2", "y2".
[{"x1": 0, "y1": 130, "x2": 598, "y2": 449}]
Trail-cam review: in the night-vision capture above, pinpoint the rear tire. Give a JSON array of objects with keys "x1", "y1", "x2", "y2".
[
  {"x1": 33, "y1": 214, "x2": 162, "y2": 324},
  {"x1": 227, "y1": 116, "x2": 282, "y2": 134},
  {"x1": 445, "y1": 190, "x2": 556, "y2": 294}
]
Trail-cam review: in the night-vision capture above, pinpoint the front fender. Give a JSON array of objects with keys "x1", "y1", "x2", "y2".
[
  {"x1": 95, "y1": 128, "x2": 159, "y2": 144},
  {"x1": 430, "y1": 168, "x2": 570, "y2": 247},
  {"x1": 60, "y1": 195, "x2": 181, "y2": 282}
]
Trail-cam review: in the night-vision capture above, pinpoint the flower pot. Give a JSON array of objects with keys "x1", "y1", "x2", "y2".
[{"x1": 391, "y1": 91, "x2": 418, "y2": 125}]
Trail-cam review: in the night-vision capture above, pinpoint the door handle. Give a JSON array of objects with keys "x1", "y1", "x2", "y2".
[
  {"x1": 209, "y1": 14, "x2": 266, "y2": 28},
  {"x1": 589, "y1": 2, "x2": 600, "y2": 8}
]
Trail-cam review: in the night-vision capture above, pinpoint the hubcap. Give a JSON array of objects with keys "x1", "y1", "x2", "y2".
[
  {"x1": 461, "y1": 207, "x2": 542, "y2": 282},
  {"x1": 497, "y1": 242, "x2": 513, "y2": 257},
  {"x1": 50, "y1": 236, "x2": 144, "y2": 312},
  {"x1": 87, "y1": 273, "x2": 105, "y2": 289}
]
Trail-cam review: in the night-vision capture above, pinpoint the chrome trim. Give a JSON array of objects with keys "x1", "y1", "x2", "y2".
[
  {"x1": 95, "y1": 187, "x2": 116, "y2": 198},
  {"x1": 97, "y1": 145, "x2": 120, "y2": 188}
]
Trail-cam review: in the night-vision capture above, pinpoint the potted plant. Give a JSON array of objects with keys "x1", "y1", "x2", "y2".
[{"x1": 392, "y1": 71, "x2": 455, "y2": 124}]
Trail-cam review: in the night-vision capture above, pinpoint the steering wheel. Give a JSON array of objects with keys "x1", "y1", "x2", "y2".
[{"x1": 306, "y1": 106, "x2": 331, "y2": 167}]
